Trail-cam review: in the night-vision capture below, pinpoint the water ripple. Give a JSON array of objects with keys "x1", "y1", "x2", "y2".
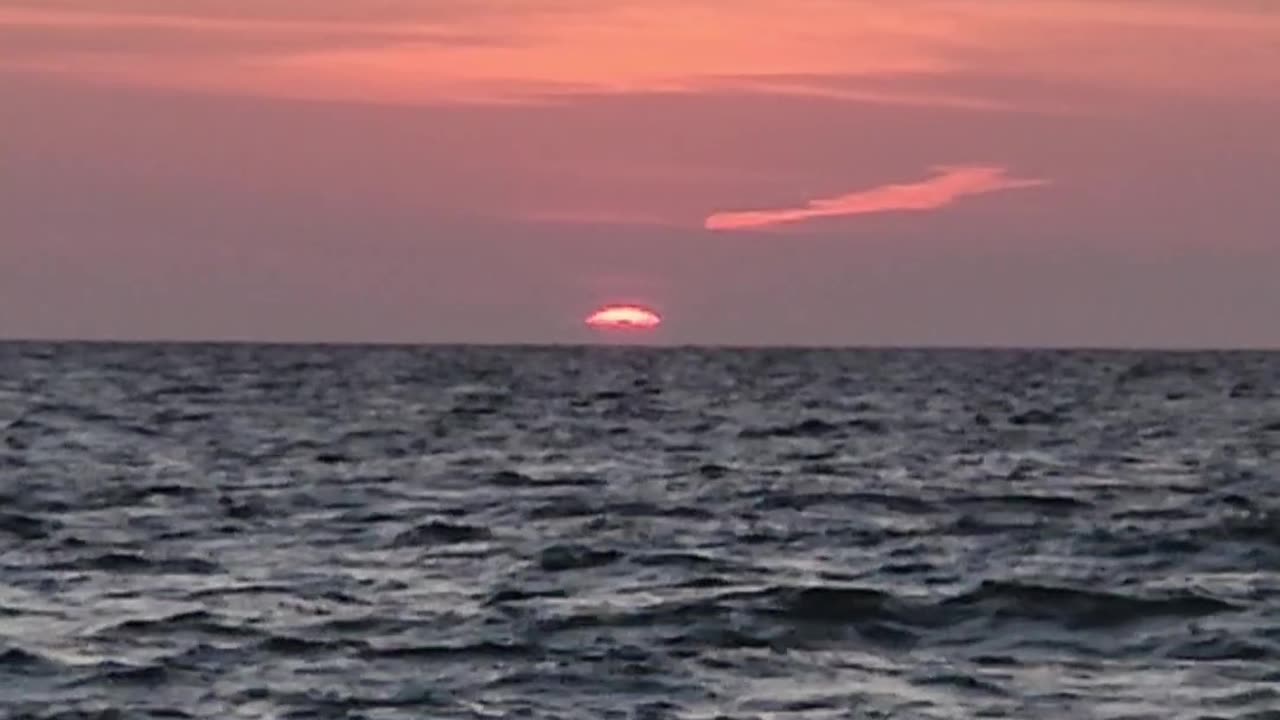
[{"x1": 0, "y1": 343, "x2": 1277, "y2": 718}]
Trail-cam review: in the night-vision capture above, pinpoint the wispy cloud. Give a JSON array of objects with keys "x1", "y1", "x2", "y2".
[
  {"x1": 2, "y1": 1, "x2": 1278, "y2": 106},
  {"x1": 0, "y1": 7, "x2": 394, "y2": 33},
  {"x1": 704, "y1": 166, "x2": 1049, "y2": 231},
  {"x1": 703, "y1": 76, "x2": 1074, "y2": 114},
  {"x1": 0, "y1": 2, "x2": 967, "y2": 107}
]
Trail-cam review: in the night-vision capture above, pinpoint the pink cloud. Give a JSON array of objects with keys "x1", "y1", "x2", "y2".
[{"x1": 704, "y1": 165, "x2": 1049, "y2": 231}]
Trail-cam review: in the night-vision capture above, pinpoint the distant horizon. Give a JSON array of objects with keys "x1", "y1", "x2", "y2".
[{"x1": 3, "y1": 335, "x2": 1278, "y2": 354}]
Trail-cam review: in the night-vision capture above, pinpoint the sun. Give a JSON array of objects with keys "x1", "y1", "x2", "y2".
[{"x1": 585, "y1": 304, "x2": 662, "y2": 331}]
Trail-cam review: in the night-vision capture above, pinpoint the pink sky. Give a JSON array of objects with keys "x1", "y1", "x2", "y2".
[{"x1": 2, "y1": 0, "x2": 1279, "y2": 346}]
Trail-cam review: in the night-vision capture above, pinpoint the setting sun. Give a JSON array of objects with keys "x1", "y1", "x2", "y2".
[{"x1": 585, "y1": 305, "x2": 662, "y2": 331}]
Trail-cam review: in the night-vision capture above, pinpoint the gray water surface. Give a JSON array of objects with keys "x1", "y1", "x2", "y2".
[{"x1": 1, "y1": 344, "x2": 1278, "y2": 719}]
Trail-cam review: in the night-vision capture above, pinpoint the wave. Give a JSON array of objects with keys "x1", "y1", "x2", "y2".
[
  {"x1": 256, "y1": 635, "x2": 363, "y2": 656},
  {"x1": 0, "y1": 646, "x2": 58, "y2": 675},
  {"x1": 752, "y1": 491, "x2": 938, "y2": 514},
  {"x1": 939, "y1": 580, "x2": 1239, "y2": 628},
  {"x1": 56, "y1": 553, "x2": 222, "y2": 575},
  {"x1": 739, "y1": 417, "x2": 883, "y2": 439},
  {"x1": 389, "y1": 521, "x2": 492, "y2": 547},
  {"x1": 72, "y1": 661, "x2": 172, "y2": 687},
  {"x1": 537, "y1": 544, "x2": 622, "y2": 572},
  {"x1": 1165, "y1": 634, "x2": 1279, "y2": 662},
  {"x1": 489, "y1": 470, "x2": 602, "y2": 489},
  {"x1": 534, "y1": 580, "x2": 1242, "y2": 643},
  {"x1": 359, "y1": 640, "x2": 535, "y2": 661},
  {"x1": 0, "y1": 513, "x2": 58, "y2": 541},
  {"x1": 93, "y1": 610, "x2": 255, "y2": 639}
]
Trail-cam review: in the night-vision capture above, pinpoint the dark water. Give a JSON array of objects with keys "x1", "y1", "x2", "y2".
[{"x1": 1, "y1": 343, "x2": 1278, "y2": 719}]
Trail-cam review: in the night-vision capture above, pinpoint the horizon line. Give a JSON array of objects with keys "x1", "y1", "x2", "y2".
[{"x1": 1, "y1": 336, "x2": 1276, "y2": 354}]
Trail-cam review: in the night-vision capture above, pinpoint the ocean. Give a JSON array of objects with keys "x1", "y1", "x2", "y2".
[{"x1": 1, "y1": 342, "x2": 1277, "y2": 719}]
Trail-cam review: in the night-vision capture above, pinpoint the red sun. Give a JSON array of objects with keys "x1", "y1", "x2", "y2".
[{"x1": 585, "y1": 304, "x2": 662, "y2": 331}]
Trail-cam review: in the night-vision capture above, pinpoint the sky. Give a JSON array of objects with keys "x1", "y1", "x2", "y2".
[{"x1": 2, "y1": 0, "x2": 1278, "y2": 347}]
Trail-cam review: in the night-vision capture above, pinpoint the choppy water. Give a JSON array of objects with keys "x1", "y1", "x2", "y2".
[{"x1": 1, "y1": 343, "x2": 1279, "y2": 719}]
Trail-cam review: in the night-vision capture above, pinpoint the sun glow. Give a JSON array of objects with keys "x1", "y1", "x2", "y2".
[{"x1": 585, "y1": 305, "x2": 662, "y2": 331}]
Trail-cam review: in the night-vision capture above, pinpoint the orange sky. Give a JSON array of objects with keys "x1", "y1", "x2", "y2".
[
  {"x1": 2, "y1": 0, "x2": 1279, "y2": 345},
  {"x1": 4, "y1": 1, "x2": 1278, "y2": 103}
]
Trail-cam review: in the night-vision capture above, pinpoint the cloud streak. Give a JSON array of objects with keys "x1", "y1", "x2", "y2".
[
  {"x1": 4, "y1": 1, "x2": 1278, "y2": 107},
  {"x1": 704, "y1": 165, "x2": 1049, "y2": 231}
]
